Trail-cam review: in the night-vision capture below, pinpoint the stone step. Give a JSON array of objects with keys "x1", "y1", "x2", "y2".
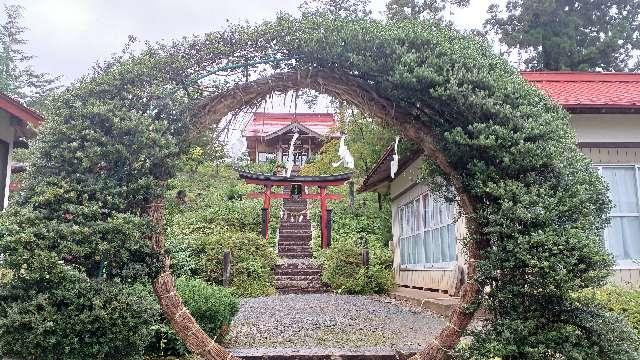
[
  {"x1": 278, "y1": 237, "x2": 311, "y2": 242},
  {"x1": 278, "y1": 234, "x2": 311, "y2": 240},
  {"x1": 274, "y1": 269, "x2": 322, "y2": 277},
  {"x1": 279, "y1": 229, "x2": 312, "y2": 234},
  {"x1": 230, "y1": 348, "x2": 417, "y2": 359},
  {"x1": 275, "y1": 279, "x2": 325, "y2": 289},
  {"x1": 275, "y1": 275, "x2": 323, "y2": 282},
  {"x1": 278, "y1": 232, "x2": 312, "y2": 237},
  {"x1": 279, "y1": 252, "x2": 313, "y2": 259},
  {"x1": 278, "y1": 244, "x2": 311, "y2": 249},
  {"x1": 276, "y1": 260, "x2": 322, "y2": 269},
  {"x1": 278, "y1": 235, "x2": 311, "y2": 239},
  {"x1": 279, "y1": 224, "x2": 311, "y2": 229},
  {"x1": 279, "y1": 246, "x2": 312, "y2": 253},
  {"x1": 276, "y1": 288, "x2": 328, "y2": 295},
  {"x1": 278, "y1": 238, "x2": 311, "y2": 244}
]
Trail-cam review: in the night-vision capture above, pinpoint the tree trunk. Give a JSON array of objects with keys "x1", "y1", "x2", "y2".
[{"x1": 148, "y1": 201, "x2": 238, "y2": 360}]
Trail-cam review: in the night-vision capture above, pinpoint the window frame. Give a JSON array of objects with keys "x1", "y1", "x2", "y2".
[
  {"x1": 398, "y1": 191, "x2": 457, "y2": 271},
  {"x1": 595, "y1": 164, "x2": 640, "y2": 270}
]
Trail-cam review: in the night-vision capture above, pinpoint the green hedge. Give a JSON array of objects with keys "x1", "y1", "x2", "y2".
[
  {"x1": 0, "y1": 271, "x2": 158, "y2": 359},
  {"x1": 320, "y1": 241, "x2": 394, "y2": 295}
]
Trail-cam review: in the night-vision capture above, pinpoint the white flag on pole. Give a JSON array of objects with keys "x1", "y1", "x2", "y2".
[
  {"x1": 391, "y1": 136, "x2": 400, "y2": 178},
  {"x1": 332, "y1": 135, "x2": 355, "y2": 169},
  {"x1": 286, "y1": 132, "x2": 299, "y2": 177}
]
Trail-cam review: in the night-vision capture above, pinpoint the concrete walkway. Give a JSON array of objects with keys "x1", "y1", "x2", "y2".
[{"x1": 224, "y1": 294, "x2": 445, "y2": 357}]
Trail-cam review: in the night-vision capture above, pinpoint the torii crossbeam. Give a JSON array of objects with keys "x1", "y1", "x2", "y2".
[{"x1": 236, "y1": 169, "x2": 352, "y2": 248}]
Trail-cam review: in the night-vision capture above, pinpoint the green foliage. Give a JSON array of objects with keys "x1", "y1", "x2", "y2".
[
  {"x1": 4, "y1": 10, "x2": 626, "y2": 357},
  {"x1": 0, "y1": 4, "x2": 58, "y2": 103},
  {"x1": 0, "y1": 271, "x2": 159, "y2": 360},
  {"x1": 575, "y1": 287, "x2": 640, "y2": 335},
  {"x1": 485, "y1": 0, "x2": 640, "y2": 71},
  {"x1": 299, "y1": 139, "x2": 345, "y2": 176},
  {"x1": 166, "y1": 163, "x2": 278, "y2": 297},
  {"x1": 299, "y1": 0, "x2": 372, "y2": 18},
  {"x1": 385, "y1": 0, "x2": 470, "y2": 22},
  {"x1": 0, "y1": 99, "x2": 177, "y2": 358},
  {"x1": 307, "y1": 184, "x2": 394, "y2": 294},
  {"x1": 456, "y1": 304, "x2": 640, "y2": 359},
  {"x1": 146, "y1": 277, "x2": 239, "y2": 357},
  {"x1": 320, "y1": 240, "x2": 394, "y2": 294}
]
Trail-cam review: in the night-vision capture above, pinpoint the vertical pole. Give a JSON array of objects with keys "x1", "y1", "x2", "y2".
[
  {"x1": 348, "y1": 181, "x2": 355, "y2": 208},
  {"x1": 222, "y1": 250, "x2": 231, "y2": 287},
  {"x1": 361, "y1": 248, "x2": 370, "y2": 267},
  {"x1": 378, "y1": 192, "x2": 382, "y2": 211},
  {"x1": 327, "y1": 209, "x2": 333, "y2": 248},
  {"x1": 263, "y1": 185, "x2": 272, "y2": 240},
  {"x1": 320, "y1": 186, "x2": 328, "y2": 249},
  {"x1": 261, "y1": 208, "x2": 269, "y2": 239}
]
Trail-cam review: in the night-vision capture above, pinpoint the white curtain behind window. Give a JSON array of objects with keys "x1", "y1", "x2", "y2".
[{"x1": 601, "y1": 166, "x2": 640, "y2": 264}]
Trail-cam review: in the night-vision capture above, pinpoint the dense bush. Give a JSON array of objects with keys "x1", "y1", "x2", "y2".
[
  {"x1": 166, "y1": 162, "x2": 278, "y2": 297},
  {"x1": 301, "y1": 134, "x2": 394, "y2": 295},
  {"x1": 0, "y1": 100, "x2": 177, "y2": 359},
  {"x1": 312, "y1": 192, "x2": 394, "y2": 295},
  {"x1": 575, "y1": 287, "x2": 640, "y2": 335},
  {"x1": 146, "y1": 277, "x2": 239, "y2": 357},
  {"x1": 0, "y1": 266, "x2": 159, "y2": 359},
  {"x1": 320, "y1": 240, "x2": 394, "y2": 294}
]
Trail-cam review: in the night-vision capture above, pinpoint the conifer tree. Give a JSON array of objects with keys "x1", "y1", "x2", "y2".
[{"x1": 485, "y1": 0, "x2": 640, "y2": 71}]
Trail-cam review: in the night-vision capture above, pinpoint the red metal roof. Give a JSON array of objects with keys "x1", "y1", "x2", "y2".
[
  {"x1": 243, "y1": 112, "x2": 338, "y2": 138},
  {"x1": 0, "y1": 92, "x2": 44, "y2": 127},
  {"x1": 522, "y1": 71, "x2": 640, "y2": 109}
]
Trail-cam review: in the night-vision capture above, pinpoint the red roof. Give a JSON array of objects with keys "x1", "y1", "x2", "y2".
[
  {"x1": 0, "y1": 92, "x2": 44, "y2": 127},
  {"x1": 522, "y1": 71, "x2": 640, "y2": 109},
  {"x1": 243, "y1": 112, "x2": 338, "y2": 138}
]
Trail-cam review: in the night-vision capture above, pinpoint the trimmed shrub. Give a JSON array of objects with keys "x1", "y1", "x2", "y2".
[
  {"x1": 0, "y1": 270, "x2": 158, "y2": 359},
  {"x1": 146, "y1": 277, "x2": 239, "y2": 357},
  {"x1": 0, "y1": 99, "x2": 177, "y2": 359},
  {"x1": 320, "y1": 241, "x2": 394, "y2": 295}
]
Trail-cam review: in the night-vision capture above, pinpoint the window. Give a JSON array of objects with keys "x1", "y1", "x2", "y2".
[
  {"x1": 399, "y1": 192, "x2": 456, "y2": 269},
  {"x1": 598, "y1": 165, "x2": 640, "y2": 268}
]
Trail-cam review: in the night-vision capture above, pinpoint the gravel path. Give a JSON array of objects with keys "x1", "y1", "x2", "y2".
[{"x1": 224, "y1": 294, "x2": 445, "y2": 352}]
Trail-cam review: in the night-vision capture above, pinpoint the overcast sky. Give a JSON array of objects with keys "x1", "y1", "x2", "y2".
[{"x1": 9, "y1": 0, "x2": 499, "y2": 84}]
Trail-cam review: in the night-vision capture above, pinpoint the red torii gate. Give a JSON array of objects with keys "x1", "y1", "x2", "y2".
[{"x1": 236, "y1": 169, "x2": 352, "y2": 248}]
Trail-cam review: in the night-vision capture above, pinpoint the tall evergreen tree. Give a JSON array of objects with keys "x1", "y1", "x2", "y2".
[
  {"x1": 299, "y1": 0, "x2": 372, "y2": 18},
  {"x1": 385, "y1": 0, "x2": 470, "y2": 21},
  {"x1": 0, "y1": 5, "x2": 58, "y2": 103},
  {"x1": 485, "y1": 0, "x2": 640, "y2": 71}
]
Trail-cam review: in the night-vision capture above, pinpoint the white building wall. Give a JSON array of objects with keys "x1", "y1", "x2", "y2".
[
  {"x1": 570, "y1": 114, "x2": 640, "y2": 143},
  {"x1": 0, "y1": 111, "x2": 14, "y2": 210}
]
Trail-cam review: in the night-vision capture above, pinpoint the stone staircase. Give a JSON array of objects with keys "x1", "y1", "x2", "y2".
[{"x1": 274, "y1": 194, "x2": 327, "y2": 294}]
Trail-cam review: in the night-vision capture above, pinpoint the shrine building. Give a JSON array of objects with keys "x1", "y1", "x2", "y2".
[{"x1": 243, "y1": 112, "x2": 339, "y2": 165}]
